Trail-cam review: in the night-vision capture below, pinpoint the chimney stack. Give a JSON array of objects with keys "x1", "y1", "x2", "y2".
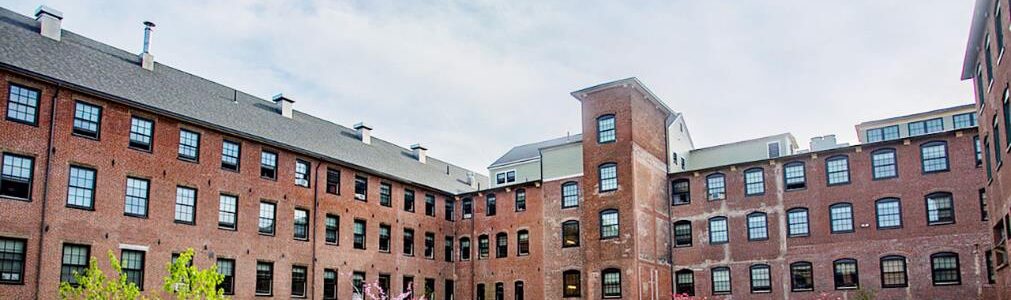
[
  {"x1": 410, "y1": 144, "x2": 428, "y2": 164},
  {"x1": 353, "y1": 122, "x2": 372, "y2": 144},
  {"x1": 34, "y1": 6, "x2": 63, "y2": 41},
  {"x1": 272, "y1": 93, "x2": 294, "y2": 118},
  {"x1": 466, "y1": 172, "x2": 478, "y2": 188},
  {"x1": 140, "y1": 21, "x2": 156, "y2": 71}
]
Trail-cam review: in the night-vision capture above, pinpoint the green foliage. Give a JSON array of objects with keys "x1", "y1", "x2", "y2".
[
  {"x1": 58, "y1": 250, "x2": 144, "y2": 300},
  {"x1": 162, "y1": 248, "x2": 227, "y2": 300}
]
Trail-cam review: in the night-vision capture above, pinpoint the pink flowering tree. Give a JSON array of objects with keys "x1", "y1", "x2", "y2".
[{"x1": 361, "y1": 281, "x2": 426, "y2": 300}]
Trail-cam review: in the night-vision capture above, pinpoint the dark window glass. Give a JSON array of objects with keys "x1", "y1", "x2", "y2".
[
  {"x1": 462, "y1": 198, "x2": 473, "y2": 219},
  {"x1": 833, "y1": 259, "x2": 859, "y2": 289},
  {"x1": 445, "y1": 198, "x2": 455, "y2": 221},
  {"x1": 597, "y1": 114, "x2": 616, "y2": 143},
  {"x1": 258, "y1": 202, "x2": 276, "y2": 235},
  {"x1": 379, "y1": 274, "x2": 391, "y2": 295},
  {"x1": 323, "y1": 269, "x2": 337, "y2": 300},
  {"x1": 256, "y1": 261, "x2": 273, "y2": 295},
  {"x1": 600, "y1": 209, "x2": 619, "y2": 239},
  {"x1": 768, "y1": 142, "x2": 781, "y2": 158},
  {"x1": 260, "y1": 151, "x2": 277, "y2": 179},
  {"x1": 72, "y1": 101, "x2": 101, "y2": 138},
  {"x1": 674, "y1": 221, "x2": 692, "y2": 247},
  {"x1": 128, "y1": 117, "x2": 154, "y2": 151},
  {"x1": 515, "y1": 189, "x2": 526, "y2": 212},
  {"x1": 0, "y1": 237, "x2": 26, "y2": 284},
  {"x1": 790, "y1": 262, "x2": 814, "y2": 291},
  {"x1": 6, "y1": 84, "x2": 39, "y2": 125},
  {"x1": 478, "y1": 234, "x2": 489, "y2": 259},
  {"x1": 404, "y1": 189, "x2": 415, "y2": 212},
  {"x1": 379, "y1": 224, "x2": 390, "y2": 252},
  {"x1": 354, "y1": 176, "x2": 368, "y2": 201},
  {"x1": 672, "y1": 179, "x2": 690, "y2": 205},
  {"x1": 495, "y1": 232, "x2": 507, "y2": 258},
  {"x1": 174, "y1": 186, "x2": 196, "y2": 224},
  {"x1": 124, "y1": 177, "x2": 149, "y2": 217},
  {"x1": 379, "y1": 182, "x2": 391, "y2": 207},
  {"x1": 830, "y1": 203, "x2": 854, "y2": 233},
  {"x1": 425, "y1": 232, "x2": 435, "y2": 259},
  {"x1": 711, "y1": 267, "x2": 731, "y2": 295},
  {"x1": 976, "y1": 135, "x2": 984, "y2": 168},
  {"x1": 293, "y1": 209, "x2": 309, "y2": 240},
  {"x1": 784, "y1": 162, "x2": 806, "y2": 190},
  {"x1": 563, "y1": 270, "x2": 581, "y2": 297},
  {"x1": 425, "y1": 194, "x2": 436, "y2": 216},
  {"x1": 291, "y1": 266, "x2": 307, "y2": 297},
  {"x1": 517, "y1": 230, "x2": 529, "y2": 256},
  {"x1": 325, "y1": 215, "x2": 338, "y2": 244},
  {"x1": 178, "y1": 129, "x2": 200, "y2": 161},
  {"x1": 0, "y1": 153, "x2": 33, "y2": 200},
  {"x1": 750, "y1": 264, "x2": 771, "y2": 293},
  {"x1": 354, "y1": 220, "x2": 366, "y2": 250},
  {"x1": 460, "y1": 237, "x2": 471, "y2": 260},
  {"x1": 599, "y1": 163, "x2": 618, "y2": 192},
  {"x1": 218, "y1": 194, "x2": 237, "y2": 230},
  {"x1": 514, "y1": 281, "x2": 524, "y2": 300},
  {"x1": 826, "y1": 156, "x2": 850, "y2": 185},
  {"x1": 706, "y1": 173, "x2": 725, "y2": 200},
  {"x1": 675, "y1": 269, "x2": 695, "y2": 296},
  {"x1": 486, "y1": 194, "x2": 496, "y2": 216},
  {"x1": 445, "y1": 280, "x2": 455, "y2": 300},
  {"x1": 66, "y1": 166, "x2": 95, "y2": 209},
  {"x1": 445, "y1": 236, "x2": 454, "y2": 262},
  {"x1": 931, "y1": 252, "x2": 961, "y2": 285},
  {"x1": 561, "y1": 182, "x2": 579, "y2": 208},
  {"x1": 562, "y1": 221, "x2": 580, "y2": 247},
  {"x1": 221, "y1": 140, "x2": 240, "y2": 171},
  {"x1": 121, "y1": 250, "x2": 145, "y2": 290},
  {"x1": 60, "y1": 244, "x2": 90, "y2": 285},
  {"x1": 403, "y1": 228, "x2": 415, "y2": 256},
  {"x1": 326, "y1": 168, "x2": 340, "y2": 194},
  {"x1": 926, "y1": 192, "x2": 955, "y2": 225},
  {"x1": 216, "y1": 258, "x2": 235, "y2": 295},
  {"x1": 602, "y1": 268, "x2": 621, "y2": 298},
  {"x1": 787, "y1": 208, "x2": 809, "y2": 237},
  {"x1": 352, "y1": 271, "x2": 365, "y2": 297}
]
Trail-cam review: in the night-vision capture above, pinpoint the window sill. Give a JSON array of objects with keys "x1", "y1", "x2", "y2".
[
  {"x1": 294, "y1": 238, "x2": 309, "y2": 242},
  {"x1": 835, "y1": 286, "x2": 859, "y2": 290},
  {"x1": 751, "y1": 290, "x2": 772, "y2": 294},
  {"x1": 218, "y1": 226, "x2": 237, "y2": 231},
  {"x1": 0, "y1": 195, "x2": 31, "y2": 202},
  {"x1": 220, "y1": 166, "x2": 240, "y2": 173},
  {"x1": 927, "y1": 222, "x2": 955, "y2": 226},
  {"x1": 325, "y1": 242, "x2": 338, "y2": 246},
  {"x1": 173, "y1": 220, "x2": 195, "y2": 226},
  {"x1": 260, "y1": 176, "x2": 277, "y2": 181},
  {"x1": 123, "y1": 213, "x2": 148, "y2": 219},
  {"x1": 258, "y1": 232, "x2": 275, "y2": 237},
  {"x1": 65, "y1": 204, "x2": 94, "y2": 211},
  {"x1": 177, "y1": 157, "x2": 199, "y2": 164},
  {"x1": 0, "y1": 281, "x2": 25, "y2": 285},
  {"x1": 791, "y1": 288, "x2": 814, "y2": 292},
  {"x1": 128, "y1": 146, "x2": 153, "y2": 153},
  {"x1": 71, "y1": 132, "x2": 100, "y2": 141}
]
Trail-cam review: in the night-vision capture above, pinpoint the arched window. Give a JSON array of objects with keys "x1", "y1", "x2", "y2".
[
  {"x1": 561, "y1": 181, "x2": 579, "y2": 208},
  {"x1": 749, "y1": 264, "x2": 771, "y2": 293},
  {"x1": 517, "y1": 230, "x2": 529, "y2": 256},
  {"x1": 599, "y1": 163, "x2": 618, "y2": 192},
  {"x1": 494, "y1": 282, "x2": 504, "y2": 300},
  {"x1": 495, "y1": 232, "x2": 508, "y2": 258},
  {"x1": 706, "y1": 173, "x2": 726, "y2": 200},
  {"x1": 597, "y1": 114, "x2": 616, "y2": 143},
  {"x1": 920, "y1": 141, "x2": 949, "y2": 173},
  {"x1": 514, "y1": 281, "x2": 524, "y2": 300},
  {"x1": 672, "y1": 179, "x2": 690, "y2": 205},
  {"x1": 931, "y1": 252, "x2": 961, "y2": 285},
  {"x1": 871, "y1": 148, "x2": 897, "y2": 179},
  {"x1": 833, "y1": 258, "x2": 859, "y2": 289},
  {"x1": 926, "y1": 192, "x2": 955, "y2": 225},
  {"x1": 711, "y1": 267, "x2": 731, "y2": 295},
  {"x1": 747, "y1": 212, "x2": 768, "y2": 241},
  {"x1": 880, "y1": 255, "x2": 907, "y2": 288},
  {"x1": 562, "y1": 221, "x2": 580, "y2": 247},
  {"x1": 826, "y1": 155, "x2": 850, "y2": 185},
  {"x1": 459, "y1": 237, "x2": 471, "y2": 260},
  {"x1": 786, "y1": 208, "x2": 809, "y2": 237},
  {"x1": 675, "y1": 269, "x2": 694, "y2": 296},
  {"x1": 790, "y1": 262, "x2": 814, "y2": 291},
  {"x1": 744, "y1": 168, "x2": 764, "y2": 196},
  {"x1": 875, "y1": 198, "x2": 902, "y2": 229},
  {"x1": 600, "y1": 209, "x2": 619, "y2": 239},
  {"x1": 562, "y1": 270, "x2": 581, "y2": 297},
  {"x1": 829, "y1": 203, "x2": 854, "y2": 233},
  {"x1": 708, "y1": 217, "x2": 728, "y2": 244},
  {"x1": 601, "y1": 268, "x2": 622, "y2": 298},
  {"x1": 784, "y1": 162, "x2": 806, "y2": 190},
  {"x1": 673, "y1": 220, "x2": 692, "y2": 247}
]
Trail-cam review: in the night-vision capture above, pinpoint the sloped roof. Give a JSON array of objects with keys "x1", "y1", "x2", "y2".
[
  {"x1": 0, "y1": 7, "x2": 486, "y2": 194},
  {"x1": 489, "y1": 134, "x2": 582, "y2": 168}
]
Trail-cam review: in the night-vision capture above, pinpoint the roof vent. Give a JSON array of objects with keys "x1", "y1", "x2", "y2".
[
  {"x1": 34, "y1": 5, "x2": 63, "y2": 41},
  {"x1": 466, "y1": 172, "x2": 478, "y2": 188},
  {"x1": 272, "y1": 93, "x2": 294, "y2": 118},
  {"x1": 140, "y1": 21, "x2": 156, "y2": 71},
  {"x1": 410, "y1": 144, "x2": 428, "y2": 164},
  {"x1": 353, "y1": 122, "x2": 372, "y2": 144}
]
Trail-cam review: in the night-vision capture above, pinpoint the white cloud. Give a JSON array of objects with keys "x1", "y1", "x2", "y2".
[{"x1": 2, "y1": 0, "x2": 975, "y2": 173}]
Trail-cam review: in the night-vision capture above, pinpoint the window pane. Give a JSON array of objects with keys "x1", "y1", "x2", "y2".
[
  {"x1": 174, "y1": 186, "x2": 196, "y2": 223},
  {"x1": 218, "y1": 195, "x2": 237, "y2": 229},
  {"x1": 1, "y1": 153, "x2": 33, "y2": 200},
  {"x1": 876, "y1": 200, "x2": 901, "y2": 228},
  {"x1": 787, "y1": 209, "x2": 808, "y2": 237},
  {"x1": 744, "y1": 170, "x2": 764, "y2": 195},
  {"x1": 178, "y1": 129, "x2": 200, "y2": 160},
  {"x1": 0, "y1": 238, "x2": 26, "y2": 283},
  {"x1": 872, "y1": 150, "x2": 897, "y2": 179},
  {"x1": 712, "y1": 268, "x2": 730, "y2": 294},
  {"x1": 747, "y1": 213, "x2": 767, "y2": 240},
  {"x1": 707, "y1": 174, "x2": 725, "y2": 200},
  {"x1": 67, "y1": 166, "x2": 95, "y2": 209},
  {"x1": 921, "y1": 143, "x2": 949, "y2": 172},
  {"x1": 830, "y1": 204, "x2": 853, "y2": 233},
  {"x1": 927, "y1": 193, "x2": 955, "y2": 225},
  {"x1": 129, "y1": 117, "x2": 153, "y2": 150},
  {"x1": 72, "y1": 102, "x2": 101, "y2": 138},
  {"x1": 826, "y1": 157, "x2": 849, "y2": 184},
  {"x1": 124, "y1": 177, "x2": 149, "y2": 217},
  {"x1": 6, "y1": 84, "x2": 39, "y2": 124},
  {"x1": 562, "y1": 182, "x2": 579, "y2": 208},
  {"x1": 709, "y1": 218, "x2": 728, "y2": 244},
  {"x1": 599, "y1": 164, "x2": 618, "y2": 192}
]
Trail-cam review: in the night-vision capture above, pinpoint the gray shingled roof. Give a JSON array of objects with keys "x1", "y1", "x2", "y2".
[
  {"x1": 0, "y1": 7, "x2": 486, "y2": 194},
  {"x1": 489, "y1": 134, "x2": 582, "y2": 168}
]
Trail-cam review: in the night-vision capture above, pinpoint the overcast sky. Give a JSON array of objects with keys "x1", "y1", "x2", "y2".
[{"x1": 3, "y1": 0, "x2": 978, "y2": 174}]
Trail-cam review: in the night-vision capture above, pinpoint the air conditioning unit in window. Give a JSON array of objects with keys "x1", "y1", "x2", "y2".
[{"x1": 355, "y1": 193, "x2": 366, "y2": 200}]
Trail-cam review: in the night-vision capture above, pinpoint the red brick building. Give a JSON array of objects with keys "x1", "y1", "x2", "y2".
[{"x1": 0, "y1": 3, "x2": 999, "y2": 300}]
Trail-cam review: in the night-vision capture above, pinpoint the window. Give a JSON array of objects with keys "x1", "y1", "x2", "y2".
[
  {"x1": 976, "y1": 135, "x2": 985, "y2": 167},
  {"x1": 981, "y1": 189, "x2": 990, "y2": 221},
  {"x1": 218, "y1": 194, "x2": 237, "y2": 230},
  {"x1": 750, "y1": 264, "x2": 771, "y2": 293},
  {"x1": 486, "y1": 194, "x2": 496, "y2": 216},
  {"x1": 260, "y1": 150, "x2": 277, "y2": 180},
  {"x1": 562, "y1": 270, "x2": 581, "y2": 297},
  {"x1": 790, "y1": 262, "x2": 814, "y2": 291},
  {"x1": 66, "y1": 166, "x2": 95, "y2": 209},
  {"x1": 426, "y1": 278, "x2": 437, "y2": 299},
  {"x1": 291, "y1": 266, "x2": 307, "y2": 297},
  {"x1": 121, "y1": 250, "x2": 145, "y2": 290},
  {"x1": 216, "y1": 258, "x2": 235, "y2": 295},
  {"x1": 0, "y1": 237, "x2": 26, "y2": 284},
  {"x1": 379, "y1": 224, "x2": 391, "y2": 252},
  {"x1": 174, "y1": 186, "x2": 196, "y2": 224},
  {"x1": 354, "y1": 176, "x2": 368, "y2": 201},
  {"x1": 706, "y1": 173, "x2": 725, "y2": 200},
  {"x1": 926, "y1": 192, "x2": 955, "y2": 225},
  {"x1": 404, "y1": 189, "x2": 416, "y2": 212},
  {"x1": 995, "y1": 116, "x2": 1004, "y2": 166},
  {"x1": 830, "y1": 203, "x2": 854, "y2": 233},
  {"x1": 445, "y1": 198, "x2": 456, "y2": 221},
  {"x1": 977, "y1": 65, "x2": 987, "y2": 105},
  {"x1": 178, "y1": 129, "x2": 200, "y2": 161},
  {"x1": 256, "y1": 261, "x2": 273, "y2": 295},
  {"x1": 353, "y1": 219, "x2": 366, "y2": 249},
  {"x1": 124, "y1": 177, "x2": 149, "y2": 217},
  {"x1": 325, "y1": 215, "x2": 338, "y2": 244},
  {"x1": 672, "y1": 179, "x2": 690, "y2": 205},
  {"x1": 866, "y1": 125, "x2": 900, "y2": 142},
  {"x1": 768, "y1": 141, "x2": 781, "y2": 158},
  {"x1": 425, "y1": 194, "x2": 436, "y2": 216},
  {"x1": 293, "y1": 209, "x2": 309, "y2": 240},
  {"x1": 787, "y1": 208, "x2": 809, "y2": 237},
  {"x1": 462, "y1": 198, "x2": 473, "y2": 219},
  {"x1": 602, "y1": 268, "x2": 621, "y2": 298},
  {"x1": 597, "y1": 114, "x2": 616, "y2": 143},
  {"x1": 599, "y1": 163, "x2": 618, "y2": 192},
  {"x1": 986, "y1": 137, "x2": 994, "y2": 180},
  {"x1": 675, "y1": 269, "x2": 695, "y2": 296},
  {"x1": 880, "y1": 255, "x2": 908, "y2": 288},
  {"x1": 673, "y1": 221, "x2": 692, "y2": 247},
  {"x1": 600, "y1": 209, "x2": 619, "y2": 239},
  {"x1": 747, "y1": 212, "x2": 768, "y2": 241},
  {"x1": 517, "y1": 230, "x2": 529, "y2": 256},
  {"x1": 1, "y1": 153, "x2": 33, "y2": 200},
  {"x1": 1005, "y1": 88, "x2": 1011, "y2": 151},
  {"x1": 874, "y1": 198, "x2": 902, "y2": 229},
  {"x1": 403, "y1": 276, "x2": 414, "y2": 296},
  {"x1": 478, "y1": 235, "x2": 490, "y2": 259},
  {"x1": 323, "y1": 269, "x2": 337, "y2": 300},
  {"x1": 954, "y1": 112, "x2": 978, "y2": 129},
  {"x1": 352, "y1": 271, "x2": 365, "y2": 297},
  {"x1": 495, "y1": 232, "x2": 507, "y2": 258},
  {"x1": 834, "y1": 259, "x2": 858, "y2": 289},
  {"x1": 494, "y1": 282, "x2": 503, "y2": 300},
  {"x1": 425, "y1": 232, "x2": 435, "y2": 259},
  {"x1": 871, "y1": 149, "x2": 897, "y2": 179},
  {"x1": 495, "y1": 170, "x2": 516, "y2": 185},
  {"x1": 921, "y1": 141, "x2": 949, "y2": 173},
  {"x1": 711, "y1": 267, "x2": 731, "y2": 295},
  {"x1": 72, "y1": 101, "x2": 101, "y2": 139},
  {"x1": 258, "y1": 202, "x2": 276, "y2": 235},
  {"x1": 784, "y1": 162, "x2": 806, "y2": 190},
  {"x1": 379, "y1": 182, "x2": 391, "y2": 207},
  {"x1": 221, "y1": 140, "x2": 240, "y2": 171},
  {"x1": 987, "y1": 36, "x2": 996, "y2": 86},
  {"x1": 445, "y1": 236, "x2": 454, "y2": 262},
  {"x1": 379, "y1": 274, "x2": 391, "y2": 295},
  {"x1": 128, "y1": 116, "x2": 154, "y2": 151},
  {"x1": 909, "y1": 118, "x2": 944, "y2": 136},
  {"x1": 561, "y1": 182, "x2": 579, "y2": 208},
  {"x1": 562, "y1": 221, "x2": 579, "y2": 247},
  {"x1": 931, "y1": 252, "x2": 961, "y2": 285},
  {"x1": 404, "y1": 228, "x2": 415, "y2": 256},
  {"x1": 325, "y1": 168, "x2": 340, "y2": 194},
  {"x1": 295, "y1": 159, "x2": 310, "y2": 187},
  {"x1": 826, "y1": 156, "x2": 850, "y2": 185},
  {"x1": 997, "y1": 1, "x2": 1006, "y2": 58},
  {"x1": 477, "y1": 283, "x2": 486, "y2": 300},
  {"x1": 514, "y1": 281, "x2": 524, "y2": 300},
  {"x1": 709, "y1": 217, "x2": 728, "y2": 244},
  {"x1": 460, "y1": 237, "x2": 471, "y2": 260},
  {"x1": 744, "y1": 168, "x2": 764, "y2": 196},
  {"x1": 6, "y1": 84, "x2": 39, "y2": 125},
  {"x1": 60, "y1": 244, "x2": 90, "y2": 285},
  {"x1": 515, "y1": 189, "x2": 526, "y2": 212}
]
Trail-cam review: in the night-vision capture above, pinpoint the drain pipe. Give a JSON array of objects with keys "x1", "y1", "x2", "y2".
[
  {"x1": 34, "y1": 84, "x2": 60, "y2": 299},
  {"x1": 310, "y1": 159, "x2": 324, "y2": 299}
]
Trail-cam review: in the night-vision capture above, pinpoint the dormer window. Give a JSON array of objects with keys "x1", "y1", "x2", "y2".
[{"x1": 495, "y1": 170, "x2": 516, "y2": 185}]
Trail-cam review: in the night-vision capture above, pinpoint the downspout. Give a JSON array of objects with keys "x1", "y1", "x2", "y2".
[
  {"x1": 34, "y1": 84, "x2": 60, "y2": 299},
  {"x1": 310, "y1": 159, "x2": 323, "y2": 300}
]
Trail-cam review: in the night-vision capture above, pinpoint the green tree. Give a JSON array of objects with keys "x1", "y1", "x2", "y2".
[
  {"x1": 58, "y1": 250, "x2": 144, "y2": 300},
  {"x1": 162, "y1": 248, "x2": 227, "y2": 300}
]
